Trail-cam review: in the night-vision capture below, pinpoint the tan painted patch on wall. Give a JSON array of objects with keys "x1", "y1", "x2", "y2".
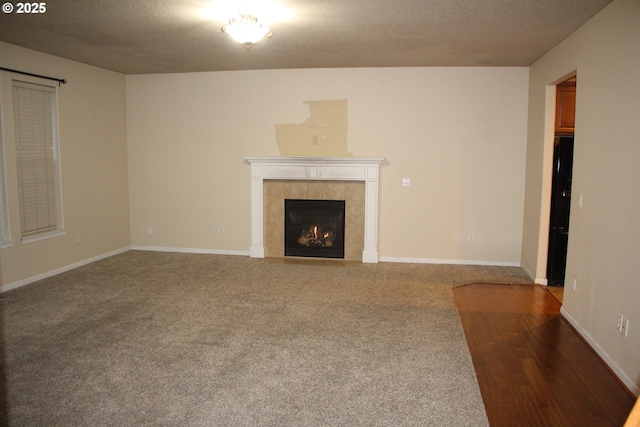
[{"x1": 276, "y1": 99, "x2": 351, "y2": 156}]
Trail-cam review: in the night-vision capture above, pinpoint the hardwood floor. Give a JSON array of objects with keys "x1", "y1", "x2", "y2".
[
  {"x1": 453, "y1": 283, "x2": 636, "y2": 427},
  {"x1": 545, "y1": 284, "x2": 564, "y2": 303}
]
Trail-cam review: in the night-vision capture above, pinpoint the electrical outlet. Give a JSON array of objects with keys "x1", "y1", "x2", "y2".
[
  {"x1": 621, "y1": 318, "x2": 629, "y2": 337},
  {"x1": 572, "y1": 278, "x2": 577, "y2": 291},
  {"x1": 218, "y1": 226, "x2": 225, "y2": 234},
  {"x1": 402, "y1": 178, "x2": 411, "y2": 187},
  {"x1": 617, "y1": 313, "x2": 624, "y2": 332},
  {"x1": 75, "y1": 234, "x2": 81, "y2": 244},
  {"x1": 148, "y1": 226, "x2": 154, "y2": 234},
  {"x1": 468, "y1": 234, "x2": 475, "y2": 243}
]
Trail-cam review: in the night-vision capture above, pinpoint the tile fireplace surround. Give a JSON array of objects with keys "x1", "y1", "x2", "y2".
[{"x1": 245, "y1": 157, "x2": 384, "y2": 263}]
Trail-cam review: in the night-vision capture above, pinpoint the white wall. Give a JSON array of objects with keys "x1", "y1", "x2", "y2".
[
  {"x1": 126, "y1": 67, "x2": 529, "y2": 264},
  {"x1": 0, "y1": 42, "x2": 130, "y2": 288},
  {"x1": 521, "y1": 0, "x2": 640, "y2": 393}
]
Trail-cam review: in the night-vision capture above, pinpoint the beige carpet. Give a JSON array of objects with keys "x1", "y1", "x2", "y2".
[{"x1": 1, "y1": 251, "x2": 531, "y2": 426}]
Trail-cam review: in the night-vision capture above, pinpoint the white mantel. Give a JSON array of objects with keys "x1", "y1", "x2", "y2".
[{"x1": 245, "y1": 156, "x2": 385, "y2": 263}]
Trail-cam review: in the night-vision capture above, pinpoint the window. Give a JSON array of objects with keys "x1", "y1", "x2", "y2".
[
  {"x1": 12, "y1": 80, "x2": 64, "y2": 242},
  {"x1": 0, "y1": 82, "x2": 12, "y2": 248}
]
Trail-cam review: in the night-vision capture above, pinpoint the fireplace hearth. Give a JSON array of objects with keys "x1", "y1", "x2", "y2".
[{"x1": 285, "y1": 199, "x2": 345, "y2": 258}]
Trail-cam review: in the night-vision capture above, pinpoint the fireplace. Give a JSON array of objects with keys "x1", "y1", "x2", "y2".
[
  {"x1": 245, "y1": 157, "x2": 384, "y2": 263},
  {"x1": 284, "y1": 199, "x2": 346, "y2": 258}
]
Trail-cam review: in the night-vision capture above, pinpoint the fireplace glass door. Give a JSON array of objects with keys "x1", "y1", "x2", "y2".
[{"x1": 284, "y1": 199, "x2": 345, "y2": 258}]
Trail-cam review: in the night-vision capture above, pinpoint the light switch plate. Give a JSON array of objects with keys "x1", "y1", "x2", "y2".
[{"x1": 402, "y1": 178, "x2": 411, "y2": 187}]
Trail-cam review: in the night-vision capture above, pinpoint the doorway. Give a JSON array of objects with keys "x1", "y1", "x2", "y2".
[{"x1": 546, "y1": 76, "x2": 576, "y2": 288}]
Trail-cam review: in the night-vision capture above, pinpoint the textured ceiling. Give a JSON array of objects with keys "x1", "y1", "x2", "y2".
[{"x1": 0, "y1": 0, "x2": 613, "y2": 74}]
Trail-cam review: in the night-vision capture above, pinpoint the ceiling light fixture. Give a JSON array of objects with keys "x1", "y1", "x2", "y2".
[{"x1": 221, "y1": 14, "x2": 272, "y2": 50}]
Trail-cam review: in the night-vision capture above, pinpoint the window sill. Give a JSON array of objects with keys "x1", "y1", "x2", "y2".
[
  {"x1": 21, "y1": 229, "x2": 66, "y2": 244},
  {"x1": 0, "y1": 239, "x2": 15, "y2": 249}
]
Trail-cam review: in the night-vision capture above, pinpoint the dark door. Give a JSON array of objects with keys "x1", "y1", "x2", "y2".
[{"x1": 546, "y1": 136, "x2": 574, "y2": 286}]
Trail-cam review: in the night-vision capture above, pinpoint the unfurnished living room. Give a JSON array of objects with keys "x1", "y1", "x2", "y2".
[{"x1": 0, "y1": 0, "x2": 638, "y2": 425}]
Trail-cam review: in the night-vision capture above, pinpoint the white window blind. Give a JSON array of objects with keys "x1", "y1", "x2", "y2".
[
  {"x1": 13, "y1": 80, "x2": 61, "y2": 237},
  {"x1": 0, "y1": 104, "x2": 9, "y2": 246}
]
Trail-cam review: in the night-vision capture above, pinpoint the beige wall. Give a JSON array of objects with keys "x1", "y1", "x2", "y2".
[
  {"x1": 521, "y1": 0, "x2": 640, "y2": 393},
  {"x1": 127, "y1": 67, "x2": 529, "y2": 263},
  {"x1": 0, "y1": 42, "x2": 130, "y2": 287}
]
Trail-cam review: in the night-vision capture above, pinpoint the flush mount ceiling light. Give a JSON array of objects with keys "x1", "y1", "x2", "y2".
[{"x1": 221, "y1": 14, "x2": 272, "y2": 50}]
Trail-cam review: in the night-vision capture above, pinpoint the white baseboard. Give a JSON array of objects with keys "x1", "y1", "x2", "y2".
[
  {"x1": 379, "y1": 256, "x2": 520, "y2": 267},
  {"x1": 133, "y1": 249, "x2": 521, "y2": 268},
  {"x1": 520, "y1": 263, "x2": 535, "y2": 280},
  {"x1": 130, "y1": 245, "x2": 250, "y2": 257},
  {"x1": 518, "y1": 263, "x2": 547, "y2": 285},
  {"x1": 133, "y1": 248, "x2": 520, "y2": 267},
  {"x1": 561, "y1": 306, "x2": 640, "y2": 396},
  {"x1": 0, "y1": 246, "x2": 130, "y2": 293}
]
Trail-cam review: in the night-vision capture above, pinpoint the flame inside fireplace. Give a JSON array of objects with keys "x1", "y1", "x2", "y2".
[{"x1": 298, "y1": 225, "x2": 335, "y2": 247}]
